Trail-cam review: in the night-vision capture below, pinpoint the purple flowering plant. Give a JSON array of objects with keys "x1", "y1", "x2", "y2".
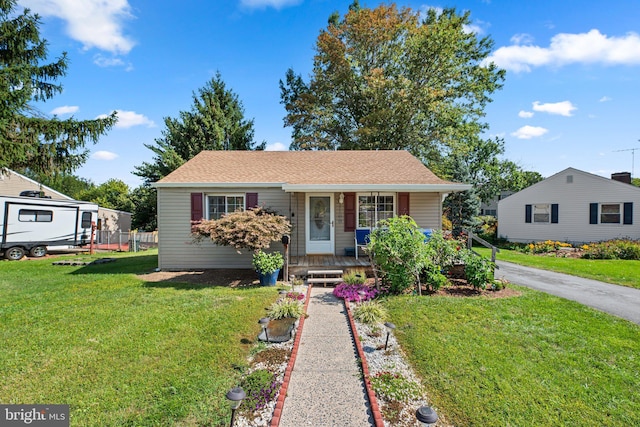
[
  {"x1": 286, "y1": 291, "x2": 305, "y2": 301},
  {"x1": 333, "y1": 283, "x2": 378, "y2": 302}
]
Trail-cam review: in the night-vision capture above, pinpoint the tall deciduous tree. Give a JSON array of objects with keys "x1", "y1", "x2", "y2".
[
  {"x1": 133, "y1": 73, "x2": 264, "y2": 230},
  {"x1": 280, "y1": 4, "x2": 505, "y2": 166},
  {"x1": 0, "y1": 0, "x2": 116, "y2": 175}
]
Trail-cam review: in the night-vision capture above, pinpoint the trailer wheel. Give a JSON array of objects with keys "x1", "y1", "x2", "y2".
[
  {"x1": 29, "y1": 246, "x2": 47, "y2": 258},
  {"x1": 4, "y1": 246, "x2": 25, "y2": 261}
]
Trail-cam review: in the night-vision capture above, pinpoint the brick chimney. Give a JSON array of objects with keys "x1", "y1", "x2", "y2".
[{"x1": 611, "y1": 172, "x2": 632, "y2": 184}]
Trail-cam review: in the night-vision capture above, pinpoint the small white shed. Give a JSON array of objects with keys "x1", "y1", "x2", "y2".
[{"x1": 497, "y1": 167, "x2": 640, "y2": 244}]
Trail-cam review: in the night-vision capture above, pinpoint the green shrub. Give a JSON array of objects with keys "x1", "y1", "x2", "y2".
[
  {"x1": 368, "y1": 216, "x2": 430, "y2": 294},
  {"x1": 461, "y1": 252, "x2": 495, "y2": 290},
  {"x1": 252, "y1": 250, "x2": 284, "y2": 274},
  {"x1": 352, "y1": 301, "x2": 388, "y2": 324},
  {"x1": 267, "y1": 298, "x2": 304, "y2": 319},
  {"x1": 421, "y1": 263, "x2": 449, "y2": 292},
  {"x1": 343, "y1": 269, "x2": 367, "y2": 285},
  {"x1": 582, "y1": 239, "x2": 640, "y2": 260}
]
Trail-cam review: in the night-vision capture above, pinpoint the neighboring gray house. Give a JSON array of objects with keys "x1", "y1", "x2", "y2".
[
  {"x1": 153, "y1": 150, "x2": 471, "y2": 270},
  {"x1": 480, "y1": 191, "x2": 514, "y2": 218},
  {"x1": 498, "y1": 167, "x2": 640, "y2": 244},
  {"x1": 0, "y1": 169, "x2": 132, "y2": 237}
]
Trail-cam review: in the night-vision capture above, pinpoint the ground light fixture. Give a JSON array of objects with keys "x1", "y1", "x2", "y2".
[
  {"x1": 226, "y1": 386, "x2": 246, "y2": 427},
  {"x1": 259, "y1": 317, "x2": 270, "y2": 343},
  {"x1": 415, "y1": 405, "x2": 438, "y2": 426},
  {"x1": 384, "y1": 321, "x2": 396, "y2": 350},
  {"x1": 358, "y1": 289, "x2": 366, "y2": 304}
]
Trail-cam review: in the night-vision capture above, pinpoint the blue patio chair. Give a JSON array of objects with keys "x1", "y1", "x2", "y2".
[{"x1": 354, "y1": 228, "x2": 371, "y2": 260}]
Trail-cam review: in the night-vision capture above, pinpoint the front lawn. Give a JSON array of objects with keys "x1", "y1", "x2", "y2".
[
  {"x1": 475, "y1": 247, "x2": 640, "y2": 289},
  {"x1": 384, "y1": 287, "x2": 640, "y2": 426},
  {"x1": 0, "y1": 250, "x2": 277, "y2": 426}
]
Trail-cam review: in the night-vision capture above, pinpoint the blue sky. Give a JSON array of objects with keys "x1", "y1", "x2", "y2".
[{"x1": 19, "y1": 0, "x2": 640, "y2": 187}]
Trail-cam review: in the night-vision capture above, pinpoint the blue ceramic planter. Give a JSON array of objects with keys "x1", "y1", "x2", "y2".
[{"x1": 258, "y1": 269, "x2": 280, "y2": 286}]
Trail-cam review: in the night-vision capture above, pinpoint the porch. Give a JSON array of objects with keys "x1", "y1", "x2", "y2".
[{"x1": 288, "y1": 255, "x2": 371, "y2": 278}]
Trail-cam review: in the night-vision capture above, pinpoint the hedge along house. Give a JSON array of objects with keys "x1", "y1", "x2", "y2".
[
  {"x1": 153, "y1": 150, "x2": 470, "y2": 271},
  {"x1": 498, "y1": 167, "x2": 640, "y2": 244}
]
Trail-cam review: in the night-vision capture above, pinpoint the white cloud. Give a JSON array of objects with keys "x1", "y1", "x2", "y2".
[
  {"x1": 265, "y1": 142, "x2": 288, "y2": 151},
  {"x1": 240, "y1": 0, "x2": 300, "y2": 9},
  {"x1": 50, "y1": 105, "x2": 78, "y2": 115},
  {"x1": 511, "y1": 125, "x2": 548, "y2": 139},
  {"x1": 97, "y1": 110, "x2": 155, "y2": 129},
  {"x1": 21, "y1": 0, "x2": 135, "y2": 54},
  {"x1": 532, "y1": 101, "x2": 577, "y2": 117},
  {"x1": 485, "y1": 29, "x2": 640, "y2": 72},
  {"x1": 510, "y1": 33, "x2": 534, "y2": 45},
  {"x1": 92, "y1": 150, "x2": 118, "y2": 161},
  {"x1": 599, "y1": 96, "x2": 612, "y2": 102},
  {"x1": 518, "y1": 110, "x2": 534, "y2": 118}
]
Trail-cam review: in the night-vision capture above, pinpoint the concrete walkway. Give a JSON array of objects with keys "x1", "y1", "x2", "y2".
[
  {"x1": 496, "y1": 261, "x2": 640, "y2": 325},
  {"x1": 278, "y1": 287, "x2": 374, "y2": 426}
]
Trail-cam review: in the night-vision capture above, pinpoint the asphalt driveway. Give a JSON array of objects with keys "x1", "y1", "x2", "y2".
[{"x1": 496, "y1": 261, "x2": 640, "y2": 325}]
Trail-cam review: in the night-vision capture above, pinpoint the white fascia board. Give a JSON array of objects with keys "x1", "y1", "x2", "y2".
[
  {"x1": 152, "y1": 182, "x2": 283, "y2": 189},
  {"x1": 281, "y1": 183, "x2": 472, "y2": 192}
]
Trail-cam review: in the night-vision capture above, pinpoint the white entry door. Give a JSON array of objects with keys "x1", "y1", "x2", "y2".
[{"x1": 306, "y1": 194, "x2": 335, "y2": 254}]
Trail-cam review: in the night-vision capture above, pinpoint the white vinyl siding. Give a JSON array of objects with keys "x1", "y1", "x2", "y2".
[{"x1": 157, "y1": 187, "x2": 287, "y2": 269}]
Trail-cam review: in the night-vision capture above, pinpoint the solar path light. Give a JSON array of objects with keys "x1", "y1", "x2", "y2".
[
  {"x1": 259, "y1": 317, "x2": 270, "y2": 343},
  {"x1": 384, "y1": 321, "x2": 396, "y2": 350},
  {"x1": 226, "y1": 386, "x2": 246, "y2": 427},
  {"x1": 416, "y1": 405, "x2": 438, "y2": 426}
]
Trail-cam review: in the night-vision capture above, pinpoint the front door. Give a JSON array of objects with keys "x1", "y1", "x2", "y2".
[{"x1": 306, "y1": 194, "x2": 334, "y2": 254}]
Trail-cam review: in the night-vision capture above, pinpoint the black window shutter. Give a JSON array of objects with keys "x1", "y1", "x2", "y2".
[
  {"x1": 191, "y1": 193, "x2": 203, "y2": 222},
  {"x1": 589, "y1": 203, "x2": 598, "y2": 224},
  {"x1": 624, "y1": 202, "x2": 633, "y2": 225},
  {"x1": 344, "y1": 193, "x2": 356, "y2": 232},
  {"x1": 551, "y1": 204, "x2": 559, "y2": 223},
  {"x1": 246, "y1": 192, "x2": 259, "y2": 209},
  {"x1": 525, "y1": 204, "x2": 532, "y2": 223}
]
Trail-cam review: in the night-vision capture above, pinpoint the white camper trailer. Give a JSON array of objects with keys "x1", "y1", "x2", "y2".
[{"x1": 0, "y1": 195, "x2": 98, "y2": 260}]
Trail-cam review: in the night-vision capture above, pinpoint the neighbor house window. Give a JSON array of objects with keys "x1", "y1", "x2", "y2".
[
  {"x1": 357, "y1": 194, "x2": 394, "y2": 229},
  {"x1": 525, "y1": 204, "x2": 559, "y2": 224},
  {"x1": 18, "y1": 209, "x2": 52, "y2": 222},
  {"x1": 207, "y1": 195, "x2": 244, "y2": 220},
  {"x1": 600, "y1": 203, "x2": 621, "y2": 224},
  {"x1": 590, "y1": 202, "x2": 633, "y2": 225},
  {"x1": 533, "y1": 204, "x2": 550, "y2": 223}
]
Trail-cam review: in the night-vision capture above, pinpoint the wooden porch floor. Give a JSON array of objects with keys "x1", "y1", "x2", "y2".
[{"x1": 288, "y1": 255, "x2": 370, "y2": 277}]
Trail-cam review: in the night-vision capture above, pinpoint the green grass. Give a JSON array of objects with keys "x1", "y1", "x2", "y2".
[
  {"x1": 384, "y1": 288, "x2": 640, "y2": 426},
  {"x1": 0, "y1": 250, "x2": 279, "y2": 426},
  {"x1": 475, "y1": 247, "x2": 640, "y2": 289}
]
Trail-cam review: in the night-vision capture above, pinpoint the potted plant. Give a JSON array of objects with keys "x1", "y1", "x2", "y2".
[{"x1": 252, "y1": 250, "x2": 284, "y2": 286}]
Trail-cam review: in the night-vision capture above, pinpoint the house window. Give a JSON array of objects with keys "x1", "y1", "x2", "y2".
[
  {"x1": 357, "y1": 194, "x2": 394, "y2": 228},
  {"x1": 207, "y1": 195, "x2": 245, "y2": 220},
  {"x1": 600, "y1": 203, "x2": 621, "y2": 224},
  {"x1": 533, "y1": 204, "x2": 550, "y2": 223},
  {"x1": 18, "y1": 209, "x2": 53, "y2": 222}
]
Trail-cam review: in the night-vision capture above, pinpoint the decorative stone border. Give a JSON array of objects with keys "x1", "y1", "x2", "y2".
[
  {"x1": 269, "y1": 284, "x2": 313, "y2": 427},
  {"x1": 345, "y1": 299, "x2": 385, "y2": 427}
]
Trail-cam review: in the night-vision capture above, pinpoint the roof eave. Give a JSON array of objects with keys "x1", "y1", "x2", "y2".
[
  {"x1": 153, "y1": 181, "x2": 472, "y2": 192},
  {"x1": 281, "y1": 183, "x2": 471, "y2": 192}
]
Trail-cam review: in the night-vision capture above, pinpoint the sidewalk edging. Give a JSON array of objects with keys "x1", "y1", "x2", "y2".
[
  {"x1": 345, "y1": 299, "x2": 385, "y2": 427},
  {"x1": 269, "y1": 284, "x2": 313, "y2": 427}
]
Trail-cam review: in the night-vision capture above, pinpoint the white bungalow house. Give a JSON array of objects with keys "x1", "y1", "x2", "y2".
[
  {"x1": 497, "y1": 167, "x2": 640, "y2": 244},
  {"x1": 152, "y1": 150, "x2": 471, "y2": 270}
]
